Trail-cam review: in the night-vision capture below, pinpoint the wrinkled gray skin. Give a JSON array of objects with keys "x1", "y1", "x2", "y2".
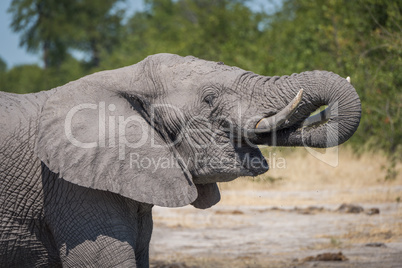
[{"x1": 0, "y1": 54, "x2": 361, "y2": 267}]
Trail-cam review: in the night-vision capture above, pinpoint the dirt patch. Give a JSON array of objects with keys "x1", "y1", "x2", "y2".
[
  {"x1": 150, "y1": 149, "x2": 402, "y2": 267},
  {"x1": 252, "y1": 203, "x2": 382, "y2": 216},
  {"x1": 302, "y1": 251, "x2": 349, "y2": 262},
  {"x1": 365, "y1": 242, "x2": 387, "y2": 248},
  {"x1": 150, "y1": 260, "x2": 196, "y2": 268},
  {"x1": 150, "y1": 194, "x2": 402, "y2": 267},
  {"x1": 214, "y1": 209, "x2": 244, "y2": 215},
  {"x1": 337, "y1": 203, "x2": 364, "y2": 213}
]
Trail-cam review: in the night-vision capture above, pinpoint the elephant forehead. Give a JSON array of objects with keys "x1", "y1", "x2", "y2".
[
  {"x1": 164, "y1": 59, "x2": 244, "y2": 83},
  {"x1": 163, "y1": 90, "x2": 195, "y2": 108}
]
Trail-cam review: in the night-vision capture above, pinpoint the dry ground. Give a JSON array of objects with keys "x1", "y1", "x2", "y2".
[{"x1": 150, "y1": 146, "x2": 402, "y2": 267}]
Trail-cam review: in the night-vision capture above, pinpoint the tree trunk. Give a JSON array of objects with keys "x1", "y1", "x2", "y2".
[{"x1": 43, "y1": 41, "x2": 50, "y2": 69}]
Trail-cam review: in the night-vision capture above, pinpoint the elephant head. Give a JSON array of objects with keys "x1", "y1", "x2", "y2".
[{"x1": 35, "y1": 54, "x2": 361, "y2": 208}]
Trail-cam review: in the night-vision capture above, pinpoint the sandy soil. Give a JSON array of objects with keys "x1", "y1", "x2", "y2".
[
  {"x1": 150, "y1": 192, "x2": 402, "y2": 267},
  {"x1": 149, "y1": 149, "x2": 402, "y2": 267}
]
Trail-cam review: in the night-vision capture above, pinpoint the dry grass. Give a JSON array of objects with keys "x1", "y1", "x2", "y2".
[
  {"x1": 218, "y1": 146, "x2": 402, "y2": 206},
  {"x1": 313, "y1": 220, "x2": 402, "y2": 249},
  {"x1": 341, "y1": 208, "x2": 402, "y2": 244},
  {"x1": 150, "y1": 254, "x2": 287, "y2": 268}
]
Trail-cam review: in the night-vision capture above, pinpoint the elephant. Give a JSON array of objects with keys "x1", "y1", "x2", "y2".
[{"x1": 0, "y1": 53, "x2": 361, "y2": 267}]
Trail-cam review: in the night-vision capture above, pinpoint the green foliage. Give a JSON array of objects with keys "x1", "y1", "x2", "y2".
[
  {"x1": 3, "y1": 0, "x2": 401, "y2": 165},
  {"x1": 8, "y1": 0, "x2": 72, "y2": 68},
  {"x1": 2, "y1": 64, "x2": 44, "y2": 93},
  {"x1": 101, "y1": 0, "x2": 264, "y2": 70},
  {"x1": 0, "y1": 57, "x2": 7, "y2": 73},
  {"x1": 1, "y1": 56, "x2": 87, "y2": 93},
  {"x1": 8, "y1": 0, "x2": 126, "y2": 68},
  {"x1": 66, "y1": 0, "x2": 126, "y2": 67}
]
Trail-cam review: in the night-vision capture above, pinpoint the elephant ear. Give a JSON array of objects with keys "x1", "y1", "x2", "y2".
[
  {"x1": 35, "y1": 78, "x2": 197, "y2": 207},
  {"x1": 191, "y1": 183, "x2": 221, "y2": 209}
]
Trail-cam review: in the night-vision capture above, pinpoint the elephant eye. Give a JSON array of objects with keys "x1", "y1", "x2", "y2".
[{"x1": 203, "y1": 94, "x2": 216, "y2": 107}]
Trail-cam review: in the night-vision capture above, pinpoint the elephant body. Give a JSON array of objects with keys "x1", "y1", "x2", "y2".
[
  {"x1": 0, "y1": 54, "x2": 361, "y2": 267},
  {"x1": 0, "y1": 91, "x2": 153, "y2": 266}
]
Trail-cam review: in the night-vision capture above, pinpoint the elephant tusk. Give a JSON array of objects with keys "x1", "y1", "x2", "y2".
[
  {"x1": 253, "y1": 89, "x2": 303, "y2": 133},
  {"x1": 346, "y1": 76, "x2": 351, "y2": 83}
]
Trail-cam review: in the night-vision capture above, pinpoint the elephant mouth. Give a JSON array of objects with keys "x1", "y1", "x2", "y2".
[
  {"x1": 234, "y1": 144, "x2": 269, "y2": 176},
  {"x1": 190, "y1": 143, "x2": 268, "y2": 184}
]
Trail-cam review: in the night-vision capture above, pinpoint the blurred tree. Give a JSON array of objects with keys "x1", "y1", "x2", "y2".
[
  {"x1": 0, "y1": 57, "x2": 7, "y2": 73},
  {"x1": 0, "y1": 57, "x2": 6, "y2": 91},
  {"x1": 8, "y1": 0, "x2": 72, "y2": 69},
  {"x1": 1, "y1": 56, "x2": 86, "y2": 93},
  {"x1": 8, "y1": 0, "x2": 126, "y2": 69},
  {"x1": 105, "y1": 0, "x2": 264, "y2": 70},
  {"x1": 68, "y1": 0, "x2": 126, "y2": 67},
  {"x1": 2, "y1": 64, "x2": 44, "y2": 93}
]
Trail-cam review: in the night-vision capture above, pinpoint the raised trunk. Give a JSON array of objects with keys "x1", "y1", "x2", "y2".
[{"x1": 252, "y1": 71, "x2": 361, "y2": 148}]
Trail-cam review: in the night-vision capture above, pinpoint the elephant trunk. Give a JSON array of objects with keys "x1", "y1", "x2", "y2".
[{"x1": 251, "y1": 71, "x2": 361, "y2": 148}]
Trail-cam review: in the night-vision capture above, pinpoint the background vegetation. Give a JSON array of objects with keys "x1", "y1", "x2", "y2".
[{"x1": 1, "y1": 0, "x2": 401, "y2": 178}]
